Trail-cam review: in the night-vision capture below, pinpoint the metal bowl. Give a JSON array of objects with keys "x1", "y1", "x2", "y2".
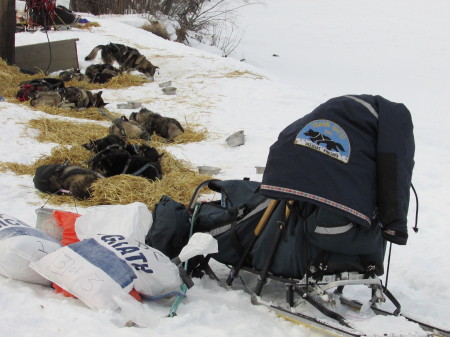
[
  {"x1": 197, "y1": 166, "x2": 221, "y2": 175},
  {"x1": 226, "y1": 130, "x2": 245, "y2": 147},
  {"x1": 162, "y1": 86, "x2": 177, "y2": 95},
  {"x1": 255, "y1": 166, "x2": 265, "y2": 174},
  {"x1": 159, "y1": 81, "x2": 172, "y2": 88}
]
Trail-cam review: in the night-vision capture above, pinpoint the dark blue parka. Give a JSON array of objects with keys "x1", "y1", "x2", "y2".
[{"x1": 261, "y1": 95, "x2": 415, "y2": 235}]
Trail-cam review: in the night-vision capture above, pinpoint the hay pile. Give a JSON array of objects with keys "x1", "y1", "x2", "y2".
[
  {"x1": 28, "y1": 118, "x2": 109, "y2": 145},
  {"x1": 0, "y1": 145, "x2": 92, "y2": 176},
  {"x1": 0, "y1": 58, "x2": 149, "y2": 102},
  {"x1": 151, "y1": 123, "x2": 209, "y2": 146},
  {"x1": 1, "y1": 58, "x2": 214, "y2": 210},
  {"x1": 0, "y1": 140, "x2": 212, "y2": 209},
  {"x1": 63, "y1": 72, "x2": 149, "y2": 91},
  {"x1": 27, "y1": 116, "x2": 209, "y2": 147},
  {"x1": 0, "y1": 147, "x2": 212, "y2": 210},
  {"x1": 89, "y1": 150, "x2": 213, "y2": 209},
  {"x1": 0, "y1": 59, "x2": 43, "y2": 99},
  {"x1": 73, "y1": 21, "x2": 100, "y2": 30},
  {"x1": 29, "y1": 104, "x2": 120, "y2": 121},
  {"x1": 224, "y1": 70, "x2": 266, "y2": 80}
]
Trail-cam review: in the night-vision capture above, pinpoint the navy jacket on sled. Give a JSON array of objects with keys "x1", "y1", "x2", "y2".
[
  {"x1": 261, "y1": 95, "x2": 415, "y2": 232},
  {"x1": 254, "y1": 95, "x2": 414, "y2": 277}
]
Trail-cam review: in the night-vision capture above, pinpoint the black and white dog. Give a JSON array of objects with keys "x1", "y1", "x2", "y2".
[{"x1": 85, "y1": 43, "x2": 159, "y2": 79}]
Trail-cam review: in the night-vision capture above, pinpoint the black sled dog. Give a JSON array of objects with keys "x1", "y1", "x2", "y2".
[
  {"x1": 85, "y1": 64, "x2": 120, "y2": 84},
  {"x1": 85, "y1": 43, "x2": 159, "y2": 79},
  {"x1": 83, "y1": 134, "x2": 162, "y2": 162},
  {"x1": 90, "y1": 148, "x2": 162, "y2": 181}
]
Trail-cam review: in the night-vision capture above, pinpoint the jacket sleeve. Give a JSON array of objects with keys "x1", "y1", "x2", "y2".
[{"x1": 375, "y1": 96, "x2": 415, "y2": 241}]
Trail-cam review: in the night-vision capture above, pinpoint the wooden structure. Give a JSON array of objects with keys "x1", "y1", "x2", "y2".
[
  {"x1": 14, "y1": 38, "x2": 80, "y2": 74},
  {"x1": 0, "y1": 0, "x2": 16, "y2": 64}
]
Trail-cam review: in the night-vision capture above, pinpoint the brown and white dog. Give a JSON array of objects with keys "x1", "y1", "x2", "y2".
[
  {"x1": 129, "y1": 108, "x2": 184, "y2": 141},
  {"x1": 62, "y1": 87, "x2": 107, "y2": 109},
  {"x1": 33, "y1": 163, "x2": 103, "y2": 200},
  {"x1": 30, "y1": 91, "x2": 62, "y2": 107},
  {"x1": 109, "y1": 116, "x2": 151, "y2": 140}
]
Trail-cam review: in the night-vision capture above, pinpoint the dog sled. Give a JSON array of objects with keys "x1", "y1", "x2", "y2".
[
  {"x1": 146, "y1": 95, "x2": 449, "y2": 336},
  {"x1": 155, "y1": 178, "x2": 447, "y2": 337}
]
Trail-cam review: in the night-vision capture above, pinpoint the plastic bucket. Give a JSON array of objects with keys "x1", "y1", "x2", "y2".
[{"x1": 35, "y1": 208, "x2": 63, "y2": 241}]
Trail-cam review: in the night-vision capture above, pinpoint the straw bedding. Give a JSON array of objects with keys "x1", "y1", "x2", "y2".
[
  {"x1": 0, "y1": 58, "x2": 213, "y2": 209},
  {"x1": 0, "y1": 120, "x2": 211, "y2": 209}
]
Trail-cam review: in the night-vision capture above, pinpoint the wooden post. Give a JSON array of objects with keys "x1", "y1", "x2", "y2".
[{"x1": 0, "y1": 0, "x2": 15, "y2": 64}]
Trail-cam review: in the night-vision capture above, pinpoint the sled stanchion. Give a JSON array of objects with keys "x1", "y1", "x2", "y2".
[
  {"x1": 254, "y1": 201, "x2": 293, "y2": 296},
  {"x1": 225, "y1": 199, "x2": 279, "y2": 286},
  {"x1": 254, "y1": 220, "x2": 285, "y2": 296}
]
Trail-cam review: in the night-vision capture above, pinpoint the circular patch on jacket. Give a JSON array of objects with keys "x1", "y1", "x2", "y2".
[{"x1": 294, "y1": 120, "x2": 351, "y2": 163}]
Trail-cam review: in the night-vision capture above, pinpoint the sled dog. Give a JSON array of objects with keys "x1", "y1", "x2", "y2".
[
  {"x1": 33, "y1": 163, "x2": 103, "y2": 200},
  {"x1": 63, "y1": 87, "x2": 107, "y2": 109},
  {"x1": 83, "y1": 134, "x2": 162, "y2": 162},
  {"x1": 90, "y1": 148, "x2": 162, "y2": 181},
  {"x1": 85, "y1": 43, "x2": 159, "y2": 79},
  {"x1": 30, "y1": 91, "x2": 62, "y2": 107},
  {"x1": 85, "y1": 63, "x2": 120, "y2": 84},
  {"x1": 109, "y1": 116, "x2": 151, "y2": 140},
  {"x1": 129, "y1": 108, "x2": 184, "y2": 141}
]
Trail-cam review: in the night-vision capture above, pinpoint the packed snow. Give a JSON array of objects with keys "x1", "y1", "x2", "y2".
[{"x1": 1, "y1": 0, "x2": 449, "y2": 336}]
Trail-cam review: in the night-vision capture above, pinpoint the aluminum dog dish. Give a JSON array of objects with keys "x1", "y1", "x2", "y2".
[
  {"x1": 255, "y1": 166, "x2": 266, "y2": 174},
  {"x1": 225, "y1": 130, "x2": 245, "y2": 147},
  {"x1": 162, "y1": 86, "x2": 177, "y2": 95},
  {"x1": 117, "y1": 101, "x2": 142, "y2": 109},
  {"x1": 117, "y1": 103, "x2": 133, "y2": 109},
  {"x1": 127, "y1": 101, "x2": 142, "y2": 109},
  {"x1": 35, "y1": 208, "x2": 63, "y2": 241},
  {"x1": 197, "y1": 166, "x2": 221, "y2": 175},
  {"x1": 159, "y1": 81, "x2": 172, "y2": 88}
]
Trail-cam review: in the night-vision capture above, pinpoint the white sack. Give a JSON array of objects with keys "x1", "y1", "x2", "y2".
[
  {"x1": 31, "y1": 234, "x2": 182, "y2": 311},
  {"x1": 75, "y1": 202, "x2": 152, "y2": 243},
  {"x1": 0, "y1": 213, "x2": 62, "y2": 286}
]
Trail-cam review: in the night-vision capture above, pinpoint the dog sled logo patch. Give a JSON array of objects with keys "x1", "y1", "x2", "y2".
[{"x1": 294, "y1": 120, "x2": 350, "y2": 163}]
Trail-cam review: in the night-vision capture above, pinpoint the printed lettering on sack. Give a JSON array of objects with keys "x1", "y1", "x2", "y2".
[
  {"x1": 0, "y1": 214, "x2": 31, "y2": 228},
  {"x1": 100, "y1": 235, "x2": 154, "y2": 273},
  {"x1": 294, "y1": 119, "x2": 351, "y2": 163}
]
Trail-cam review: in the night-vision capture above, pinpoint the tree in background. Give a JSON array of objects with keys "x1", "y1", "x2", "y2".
[{"x1": 69, "y1": 0, "x2": 258, "y2": 57}]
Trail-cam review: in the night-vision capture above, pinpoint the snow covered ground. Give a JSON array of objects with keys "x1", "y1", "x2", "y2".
[{"x1": 1, "y1": 0, "x2": 449, "y2": 336}]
